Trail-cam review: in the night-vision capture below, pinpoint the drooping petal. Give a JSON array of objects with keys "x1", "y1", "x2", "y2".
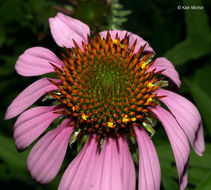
[
  {"x1": 49, "y1": 12, "x2": 90, "y2": 48},
  {"x1": 117, "y1": 136, "x2": 136, "y2": 190},
  {"x1": 148, "y1": 58, "x2": 181, "y2": 87},
  {"x1": 151, "y1": 105, "x2": 190, "y2": 190},
  {"x1": 58, "y1": 134, "x2": 99, "y2": 190},
  {"x1": 27, "y1": 119, "x2": 74, "y2": 184},
  {"x1": 91, "y1": 137, "x2": 123, "y2": 190},
  {"x1": 134, "y1": 126, "x2": 161, "y2": 190},
  {"x1": 14, "y1": 106, "x2": 63, "y2": 151},
  {"x1": 5, "y1": 78, "x2": 60, "y2": 120},
  {"x1": 155, "y1": 89, "x2": 205, "y2": 156},
  {"x1": 100, "y1": 30, "x2": 154, "y2": 53},
  {"x1": 15, "y1": 47, "x2": 63, "y2": 76}
]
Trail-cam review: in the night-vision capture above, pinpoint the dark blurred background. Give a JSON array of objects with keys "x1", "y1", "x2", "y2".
[{"x1": 0, "y1": 0, "x2": 211, "y2": 189}]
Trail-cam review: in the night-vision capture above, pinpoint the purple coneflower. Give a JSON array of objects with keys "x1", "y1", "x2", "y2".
[{"x1": 5, "y1": 12, "x2": 205, "y2": 190}]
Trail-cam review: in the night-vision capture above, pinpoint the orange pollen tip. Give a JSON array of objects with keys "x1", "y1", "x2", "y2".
[
  {"x1": 147, "y1": 82, "x2": 153, "y2": 88},
  {"x1": 107, "y1": 122, "x2": 116, "y2": 128},
  {"x1": 122, "y1": 115, "x2": 130, "y2": 124},
  {"x1": 72, "y1": 106, "x2": 76, "y2": 111},
  {"x1": 81, "y1": 114, "x2": 88, "y2": 120}
]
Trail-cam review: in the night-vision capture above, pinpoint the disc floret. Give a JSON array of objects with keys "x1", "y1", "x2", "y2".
[{"x1": 49, "y1": 32, "x2": 164, "y2": 137}]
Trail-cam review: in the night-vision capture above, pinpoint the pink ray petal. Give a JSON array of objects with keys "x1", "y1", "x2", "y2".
[
  {"x1": 148, "y1": 57, "x2": 181, "y2": 87},
  {"x1": 151, "y1": 105, "x2": 190, "y2": 190},
  {"x1": 128, "y1": 33, "x2": 155, "y2": 54},
  {"x1": 100, "y1": 30, "x2": 129, "y2": 41},
  {"x1": 155, "y1": 89, "x2": 205, "y2": 156},
  {"x1": 49, "y1": 12, "x2": 90, "y2": 49},
  {"x1": 91, "y1": 137, "x2": 123, "y2": 190},
  {"x1": 27, "y1": 119, "x2": 74, "y2": 184},
  {"x1": 58, "y1": 134, "x2": 99, "y2": 190},
  {"x1": 100, "y1": 30, "x2": 154, "y2": 54},
  {"x1": 117, "y1": 136, "x2": 136, "y2": 190},
  {"x1": 5, "y1": 78, "x2": 60, "y2": 120},
  {"x1": 14, "y1": 106, "x2": 63, "y2": 151},
  {"x1": 134, "y1": 126, "x2": 161, "y2": 190},
  {"x1": 15, "y1": 47, "x2": 63, "y2": 76}
]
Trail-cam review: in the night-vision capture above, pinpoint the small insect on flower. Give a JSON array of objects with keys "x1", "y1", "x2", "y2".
[{"x1": 5, "y1": 12, "x2": 205, "y2": 190}]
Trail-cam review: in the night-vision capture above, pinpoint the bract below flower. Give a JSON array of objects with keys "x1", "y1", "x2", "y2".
[{"x1": 5, "y1": 12, "x2": 205, "y2": 190}]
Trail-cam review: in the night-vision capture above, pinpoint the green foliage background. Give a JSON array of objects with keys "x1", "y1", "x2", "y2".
[{"x1": 0, "y1": 0, "x2": 211, "y2": 189}]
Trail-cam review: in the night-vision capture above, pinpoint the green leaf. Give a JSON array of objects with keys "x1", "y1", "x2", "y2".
[
  {"x1": 188, "y1": 167, "x2": 210, "y2": 187},
  {"x1": 112, "y1": 10, "x2": 132, "y2": 17},
  {"x1": 112, "y1": 3, "x2": 124, "y2": 9},
  {"x1": 165, "y1": 0, "x2": 211, "y2": 66},
  {"x1": 162, "y1": 174, "x2": 179, "y2": 190},
  {"x1": 195, "y1": 171, "x2": 211, "y2": 190},
  {"x1": 185, "y1": 65, "x2": 211, "y2": 135},
  {"x1": 64, "y1": 5, "x2": 74, "y2": 11},
  {"x1": 155, "y1": 139, "x2": 211, "y2": 189},
  {"x1": 189, "y1": 83, "x2": 211, "y2": 135},
  {"x1": 0, "y1": 55, "x2": 17, "y2": 76},
  {"x1": 184, "y1": 0, "x2": 210, "y2": 38},
  {"x1": 0, "y1": 134, "x2": 31, "y2": 182},
  {"x1": 0, "y1": 135, "x2": 28, "y2": 170},
  {"x1": 0, "y1": 30, "x2": 6, "y2": 47},
  {"x1": 0, "y1": 134, "x2": 64, "y2": 189},
  {"x1": 192, "y1": 65, "x2": 211, "y2": 95},
  {"x1": 165, "y1": 38, "x2": 211, "y2": 66},
  {"x1": 111, "y1": 17, "x2": 128, "y2": 24}
]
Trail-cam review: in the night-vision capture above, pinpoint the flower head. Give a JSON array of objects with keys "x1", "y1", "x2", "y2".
[{"x1": 5, "y1": 12, "x2": 205, "y2": 190}]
